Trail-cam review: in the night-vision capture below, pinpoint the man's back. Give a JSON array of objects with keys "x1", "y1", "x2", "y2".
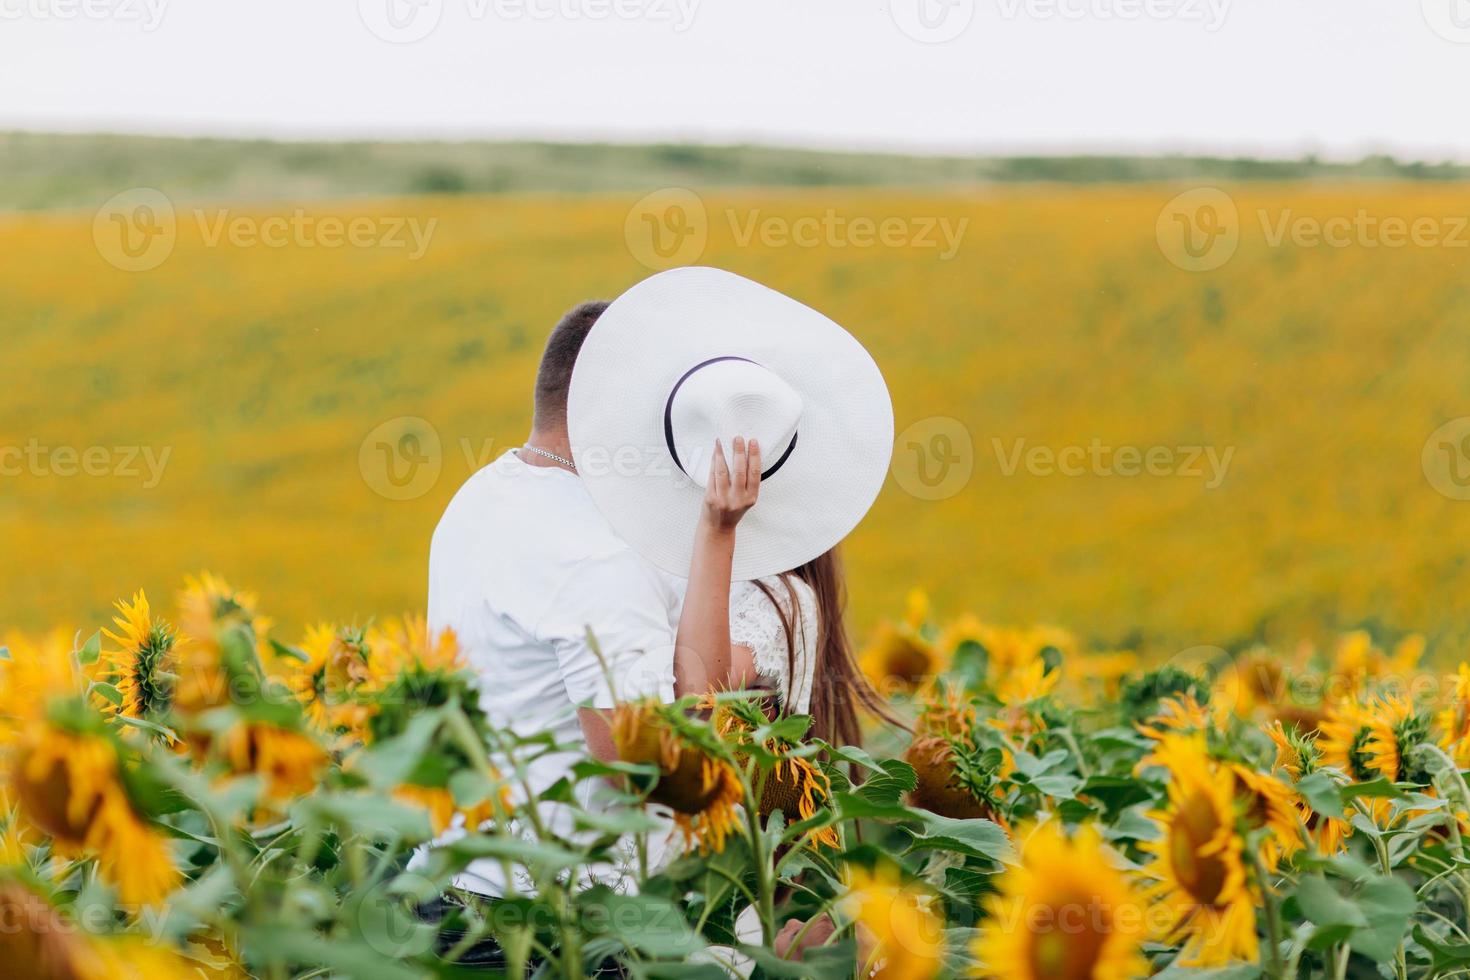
[
  {"x1": 428, "y1": 449, "x2": 682, "y2": 743},
  {"x1": 424, "y1": 449, "x2": 683, "y2": 894}
]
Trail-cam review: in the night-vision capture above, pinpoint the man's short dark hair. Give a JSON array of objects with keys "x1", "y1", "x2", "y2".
[{"x1": 533, "y1": 300, "x2": 609, "y2": 430}]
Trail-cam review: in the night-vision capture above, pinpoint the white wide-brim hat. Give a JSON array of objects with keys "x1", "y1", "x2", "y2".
[{"x1": 567, "y1": 266, "x2": 894, "y2": 580}]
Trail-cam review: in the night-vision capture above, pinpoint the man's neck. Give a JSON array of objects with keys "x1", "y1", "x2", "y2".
[{"x1": 521, "y1": 429, "x2": 575, "y2": 471}]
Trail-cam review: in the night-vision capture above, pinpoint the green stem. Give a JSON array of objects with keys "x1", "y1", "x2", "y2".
[
  {"x1": 1247, "y1": 849, "x2": 1285, "y2": 980},
  {"x1": 1353, "y1": 800, "x2": 1408, "y2": 980},
  {"x1": 1055, "y1": 727, "x2": 1092, "y2": 779},
  {"x1": 739, "y1": 758, "x2": 777, "y2": 946},
  {"x1": 1421, "y1": 743, "x2": 1470, "y2": 924}
]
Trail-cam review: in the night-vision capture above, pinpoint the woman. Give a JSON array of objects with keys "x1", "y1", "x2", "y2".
[{"x1": 565, "y1": 267, "x2": 899, "y2": 740}]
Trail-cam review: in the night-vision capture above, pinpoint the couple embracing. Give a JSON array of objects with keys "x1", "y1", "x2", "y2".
[{"x1": 419, "y1": 267, "x2": 897, "y2": 963}]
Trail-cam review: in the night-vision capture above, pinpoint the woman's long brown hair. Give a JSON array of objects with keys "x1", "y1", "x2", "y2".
[{"x1": 753, "y1": 547, "x2": 905, "y2": 747}]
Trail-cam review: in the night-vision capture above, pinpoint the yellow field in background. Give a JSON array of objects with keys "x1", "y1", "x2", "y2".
[{"x1": 3, "y1": 184, "x2": 1469, "y2": 655}]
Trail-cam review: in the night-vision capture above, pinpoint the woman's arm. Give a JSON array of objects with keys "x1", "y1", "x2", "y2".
[{"x1": 673, "y1": 436, "x2": 761, "y2": 697}]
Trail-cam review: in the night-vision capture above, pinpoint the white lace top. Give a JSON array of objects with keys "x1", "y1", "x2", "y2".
[{"x1": 728, "y1": 575, "x2": 818, "y2": 716}]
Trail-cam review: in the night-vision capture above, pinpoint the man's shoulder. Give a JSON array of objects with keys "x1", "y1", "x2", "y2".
[{"x1": 432, "y1": 453, "x2": 643, "y2": 565}]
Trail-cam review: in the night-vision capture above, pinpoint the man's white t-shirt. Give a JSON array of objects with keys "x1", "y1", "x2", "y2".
[{"x1": 419, "y1": 449, "x2": 685, "y2": 894}]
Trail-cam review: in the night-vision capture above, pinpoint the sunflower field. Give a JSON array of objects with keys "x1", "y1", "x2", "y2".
[{"x1": 6, "y1": 574, "x2": 1470, "y2": 979}]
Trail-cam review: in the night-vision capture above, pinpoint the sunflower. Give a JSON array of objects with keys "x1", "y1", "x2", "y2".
[
  {"x1": 905, "y1": 694, "x2": 1007, "y2": 821},
  {"x1": 712, "y1": 698, "x2": 838, "y2": 847},
  {"x1": 976, "y1": 624, "x2": 1049, "y2": 690},
  {"x1": 860, "y1": 623, "x2": 943, "y2": 695},
  {"x1": 904, "y1": 734, "x2": 1003, "y2": 822},
  {"x1": 101, "y1": 590, "x2": 179, "y2": 724},
  {"x1": 992, "y1": 655, "x2": 1059, "y2": 706},
  {"x1": 365, "y1": 615, "x2": 463, "y2": 684},
  {"x1": 1438, "y1": 663, "x2": 1470, "y2": 767},
  {"x1": 358, "y1": 618, "x2": 509, "y2": 835},
  {"x1": 1139, "y1": 736, "x2": 1259, "y2": 967},
  {"x1": 611, "y1": 701, "x2": 742, "y2": 854},
  {"x1": 1328, "y1": 631, "x2": 1424, "y2": 701},
  {"x1": 88, "y1": 935, "x2": 218, "y2": 980},
  {"x1": 973, "y1": 821, "x2": 1148, "y2": 980},
  {"x1": 1265, "y1": 722, "x2": 1351, "y2": 854},
  {"x1": 757, "y1": 755, "x2": 838, "y2": 847},
  {"x1": 0, "y1": 878, "x2": 105, "y2": 978},
  {"x1": 1328, "y1": 631, "x2": 1377, "y2": 696},
  {"x1": 1211, "y1": 648, "x2": 1286, "y2": 722},
  {"x1": 936, "y1": 613, "x2": 985, "y2": 659},
  {"x1": 176, "y1": 573, "x2": 264, "y2": 650},
  {"x1": 842, "y1": 864, "x2": 944, "y2": 980},
  {"x1": 1136, "y1": 694, "x2": 1215, "y2": 769},
  {"x1": 1068, "y1": 650, "x2": 1138, "y2": 702},
  {"x1": 902, "y1": 588, "x2": 931, "y2": 631},
  {"x1": 174, "y1": 573, "x2": 265, "y2": 718},
  {"x1": 220, "y1": 721, "x2": 326, "y2": 802},
  {"x1": 1317, "y1": 698, "x2": 1377, "y2": 782},
  {"x1": 2, "y1": 636, "x2": 180, "y2": 906},
  {"x1": 11, "y1": 727, "x2": 180, "y2": 907},
  {"x1": 277, "y1": 623, "x2": 372, "y2": 738},
  {"x1": 1229, "y1": 764, "x2": 1303, "y2": 869},
  {"x1": 1, "y1": 796, "x2": 27, "y2": 866},
  {"x1": 1361, "y1": 694, "x2": 1432, "y2": 783}
]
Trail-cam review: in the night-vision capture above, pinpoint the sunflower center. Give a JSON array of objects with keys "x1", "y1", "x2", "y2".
[
  {"x1": 885, "y1": 637, "x2": 933, "y2": 683},
  {"x1": 13, "y1": 752, "x2": 103, "y2": 846},
  {"x1": 1169, "y1": 790, "x2": 1229, "y2": 906},
  {"x1": 651, "y1": 750, "x2": 729, "y2": 814},
  {"x1": 1026, "y1": 892, "x2": 1110, "y2": 980}
]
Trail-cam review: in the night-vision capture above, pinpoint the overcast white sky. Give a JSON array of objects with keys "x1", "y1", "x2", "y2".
[{"x1": 1, "y1": 0, "x2": 1466, "y2": 159}]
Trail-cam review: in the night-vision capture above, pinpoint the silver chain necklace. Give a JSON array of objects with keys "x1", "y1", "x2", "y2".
[{"x1": 520, "y1": 444, "x2": 576, "y2": 471}]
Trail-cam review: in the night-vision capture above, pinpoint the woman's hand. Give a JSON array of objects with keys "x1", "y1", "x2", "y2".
[{"x1": 701, "y1": 436, "x2": 761, "y2": 534}]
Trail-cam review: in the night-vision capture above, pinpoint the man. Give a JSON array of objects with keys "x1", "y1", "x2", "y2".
[
  {"x1": 425, "y1": 298, "x2": 683, "y2": 843},
  {"x1": 418, "y1": 294, "x2": 831, "y2": 968}
]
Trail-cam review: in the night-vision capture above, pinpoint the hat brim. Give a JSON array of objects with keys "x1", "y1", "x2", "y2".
[{"x1": 567, "y1": 267, "x2": 894, "y2": 580}]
